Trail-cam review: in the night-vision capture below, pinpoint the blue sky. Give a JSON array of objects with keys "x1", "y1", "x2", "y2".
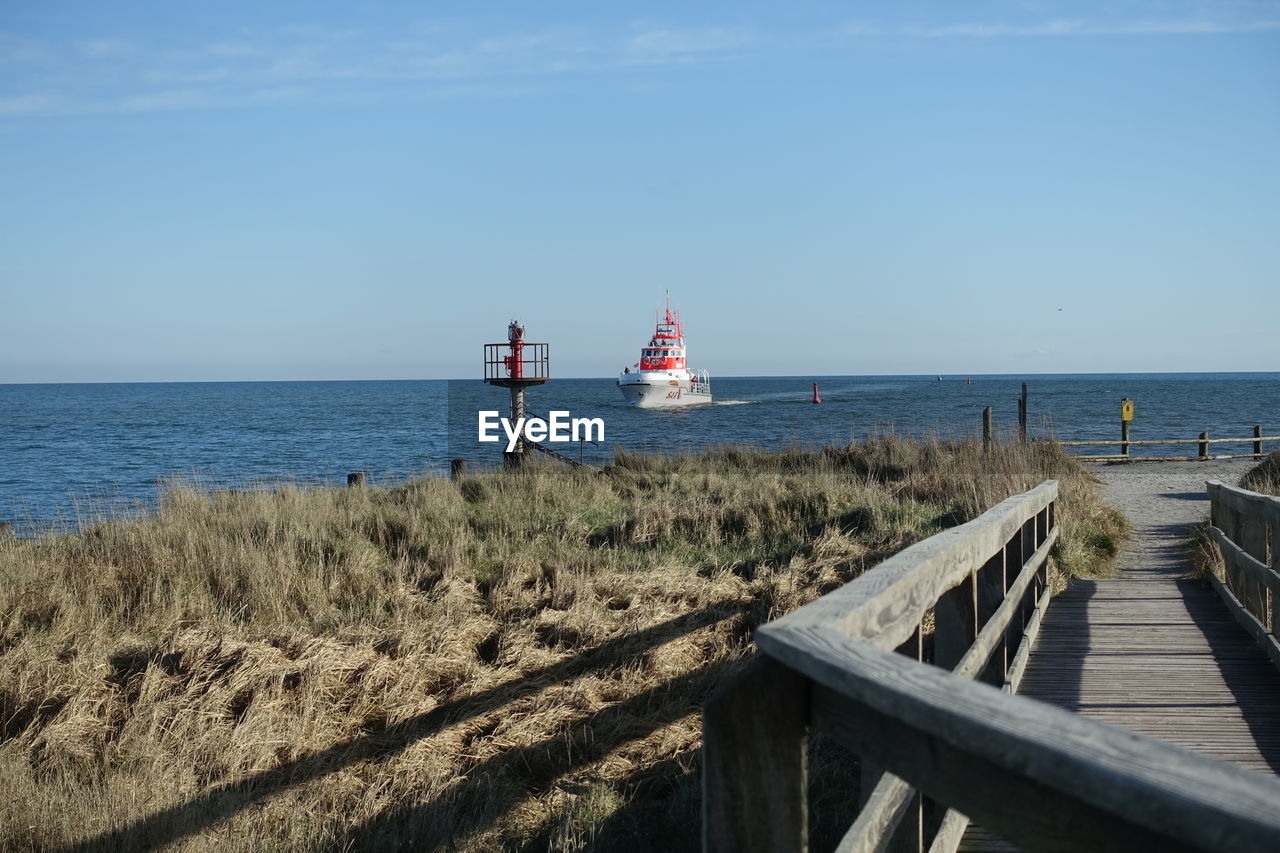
[{"x1": 2, "y1": 1, "x2": 1277, "y2": 381}]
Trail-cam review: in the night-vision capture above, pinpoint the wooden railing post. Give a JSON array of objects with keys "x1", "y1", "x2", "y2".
[
  {"x1": 703, "y1": 657, "x2": 809, "y2": 853},
  {"x1": 983, "y1": 407, "x2": 993, "y2": 452},
  {"x1": 935, "y1": 573, "x2": 978, "y2": 671},
  {"x1": 1199, "y1": 432, "x2": 1210, "y2": 459},
  {"x1": 859, "y1": 631, "x2": 925, "y2": 852},
  {"x1": 1240, "y1": 511, "x2": 1270, "y2": 627},
  {"x1": 1272, "y1": 510, "x2": 1280, "y2": 643},
  {"x1": 1256, "y1": 426, "x2": 1264, "y2": 460},
  {"x1": 977, "y1": 549, "x2": 1007, "y2": 686},
  {"x1": 1121, "y1": 420, "x2": 1131, "y2": 457}
]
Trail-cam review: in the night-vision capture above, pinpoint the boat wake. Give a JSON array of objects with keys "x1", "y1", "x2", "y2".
[{"x1": 714, "y1": 399, "x2": 757, "y2": 406}]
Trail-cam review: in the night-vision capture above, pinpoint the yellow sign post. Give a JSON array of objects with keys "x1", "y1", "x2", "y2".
[{"x1": 1120, "y1": 398, "x2": 1134, "y2": 457}]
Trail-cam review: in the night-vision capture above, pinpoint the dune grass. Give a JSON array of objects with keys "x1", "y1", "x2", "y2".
[
  {"x1": 1240, "y1": 452, "x2": 1280, "y2": 497},
  {"x1": 0, "y1": 438, "x2": 1124, "y2": 852}
]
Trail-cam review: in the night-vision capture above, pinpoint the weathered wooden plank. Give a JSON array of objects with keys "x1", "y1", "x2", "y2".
[
  {"x1": 767, "y1": 483, "x2": 1058, "y2": 653},
  {"x1": 1005, "y1": 583, "x2": 1051, "y2": 693},
  {"x1": 758, "y1": 624, "x2": 1280, "y2": 853},
  {"x1": 933, "y1": 573, "x2": 977, "y2": 672},
  {"x1": 838, "y1": 773, "x2": 914, "y2": 853},
  {"x1": 1208, "y1": 480, "x2": 1280, "y2": 529},
  {"x1": 702, "y1": 656, "x2": 809, "y2": 853},
  {"x1": 1205, "y1": 570, "x2": 1280, "y2": 673},
  {"x1": 953, "y1": 529, "x2": 1058, "y2": 681},
  {"x1": 1059, "y1": 436, "x2": 1280, "y2": 446},
  {"x1": 835, "y1": 525, "x2": 1056, "y2": 853},
  {"x1": 1073, "y1": 454, "x2": 1276, "y2": 462},
  {"x1": 975, "y1": 551, "x2": 1006, "y2": 687},
  {"x1": 1209, "y1": 525, "x2": 1280, "y2": 603},
  {"x1": 927, "y1": 808, "x2": 970, "y2": 853}
]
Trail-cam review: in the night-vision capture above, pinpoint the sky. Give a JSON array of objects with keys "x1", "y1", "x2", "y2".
[{"x1": 1, "y1": 1, "x2": 1277, "y2": 382}]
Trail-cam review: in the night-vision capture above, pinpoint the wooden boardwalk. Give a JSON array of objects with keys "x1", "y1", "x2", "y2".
[{"x1": 963, "y1": 462, "x2": 1280, "y2": 851}]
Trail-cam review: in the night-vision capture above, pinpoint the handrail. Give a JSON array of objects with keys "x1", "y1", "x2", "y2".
[
  {"x1": 1060, "y1": 436, "x2": 1280, "y2": 447},
  {"x1": 1056, "y1": 426, "x2": 1274, "y2": 462},
  {"x1": 703, "y1": 480, "x2": 1280, "y2": 852},
  {"x1": 1206, "y1": 481, "x2": 1280, "y2": 670}
]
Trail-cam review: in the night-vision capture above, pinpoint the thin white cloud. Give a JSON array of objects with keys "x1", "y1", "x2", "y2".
[
  {"x1": 77, "y1": 38, "x2": 132, "y2": 57},
  {"x1": 0, "y1": 92, "x2": 60, "y2": 117},
  {"x1": 4, "y1": 12, "x2": 1277, "y2": 119},
  {"x1": 623, "y1": 26, "x2": 757, "y2": 63},
  {"x1": 841, "y1": 20, "x2": 883, "y2": 37},
  {"x1": 895, "y1": 17, "x2": 1280, "y2": 38},
  {"x1": 113, "y1": 88, "x2": 213, "y2": 113}
]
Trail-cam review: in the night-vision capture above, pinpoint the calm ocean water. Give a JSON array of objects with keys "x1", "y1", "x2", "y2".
[{"x1": 2, "y1": 373, "x2": 1277, "y2": 530}]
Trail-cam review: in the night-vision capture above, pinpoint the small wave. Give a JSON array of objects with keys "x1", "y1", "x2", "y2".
[{"x1": 714, "y1": 400, "x2": 757, "y2": 406}]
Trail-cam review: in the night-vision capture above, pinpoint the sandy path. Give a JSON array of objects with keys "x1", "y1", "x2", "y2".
[{"x1": 1088, "y1": 459, "x2": 1256, "y2": 575}]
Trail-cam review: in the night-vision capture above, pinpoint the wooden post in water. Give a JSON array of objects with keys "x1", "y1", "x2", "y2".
[
  {"x1": 347, "y1": 472, "x2": 367, "y2": 488},
  {"x1": 1018, "y1": 383, "x2": 1028, "y2": 444},
  {"x1": 1199, "y1": 432, "x2": 1209, "y2": 460},
  {"x1": 1255, "y1": 426, "x2": 1264, "y2": 460},
  {"x1": 450, "y1": 458, "x2": 468, "y2": 481},
  {"x1": 983, "y1": 406, "x2": 993, "y2": 451}
]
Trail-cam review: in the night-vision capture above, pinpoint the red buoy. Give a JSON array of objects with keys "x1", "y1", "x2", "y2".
[{"x1": 812, "y1": 381, "x2": 821, "y2": 404}]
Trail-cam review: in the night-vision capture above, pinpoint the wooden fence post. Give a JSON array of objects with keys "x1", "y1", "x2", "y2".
[
  {"x1": 983, "y1": 407, "x2": 993, "y2": 452},
  {"x1": 1199, "y1": 432, "x2": 1209, "y2": 460},
  {"x1": 1121, "y1": 420, "x2": 1130, "y2": 457},
  {"x1": 1019, "y1": 383, "x2": 1028, "y2": 444},
  {"x1": 703, "y1": 657, "x2": 809, "y2": 853},
  {"x1": 1255, "y1": 426, "x2": 1264, "y2": 460}
]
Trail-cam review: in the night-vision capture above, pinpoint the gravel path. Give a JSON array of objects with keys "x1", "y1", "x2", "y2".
[{"x1": 1087, "y1": 459, "x2": 1256, "y2": 575}]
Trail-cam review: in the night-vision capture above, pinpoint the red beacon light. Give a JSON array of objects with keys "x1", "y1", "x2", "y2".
[
  {"x1": 484, "y1": 320, "x2": 550, "y2": 388},
  {"x1": 483, "y1": 320, "x2": 550, "y2": 465}
]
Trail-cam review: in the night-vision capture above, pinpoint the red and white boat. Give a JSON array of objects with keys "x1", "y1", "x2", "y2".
[{"x1": 617, "y1": 297, "x2": 712, "y2": 408}]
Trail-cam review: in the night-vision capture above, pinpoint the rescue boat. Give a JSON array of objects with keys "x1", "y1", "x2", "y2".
[{"x1": 616, "y1": 297, "x2": 712, "y2": 408}]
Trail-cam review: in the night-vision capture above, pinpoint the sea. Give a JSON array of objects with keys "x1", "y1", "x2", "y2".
[{"x1": 2, "y1": 373, "x2": 1277, "y2": 531}]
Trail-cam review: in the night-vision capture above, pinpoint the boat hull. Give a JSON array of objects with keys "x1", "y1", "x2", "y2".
[{"x1": 618, "y1": 378, "x2": 712, "y2": 408}]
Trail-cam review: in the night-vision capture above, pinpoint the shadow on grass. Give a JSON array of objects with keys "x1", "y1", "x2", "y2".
[{"x1": 56, "y1": 602, "x2": 749, "y2": 853}]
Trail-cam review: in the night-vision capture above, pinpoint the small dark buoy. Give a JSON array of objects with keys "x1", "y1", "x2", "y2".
[
  {"x1": 347, "y1": 472, "x2": 367, "y2": 488},
  {"x1": 812, "y1": 381, "x2": 821, "y2": 404}
]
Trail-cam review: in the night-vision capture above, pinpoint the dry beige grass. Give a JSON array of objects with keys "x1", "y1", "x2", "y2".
[
  {"x1": 1241, "y1": 452, "x2": 1280, "y2": 497},
  {"x1": 0, "y1": 439, "x2": 1122, "y2": 852}
]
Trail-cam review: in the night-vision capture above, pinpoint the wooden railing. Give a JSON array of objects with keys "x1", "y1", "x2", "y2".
[
  {"x1": 703, "y1": 481, "x2": 1280, "y2": 852},
  {"x1": 1207, "y1": 481, "x2": 1280, "y2": 670},
  {"x1": 1059, "y1": 427, "x2": 1277, "y2": 461}
]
